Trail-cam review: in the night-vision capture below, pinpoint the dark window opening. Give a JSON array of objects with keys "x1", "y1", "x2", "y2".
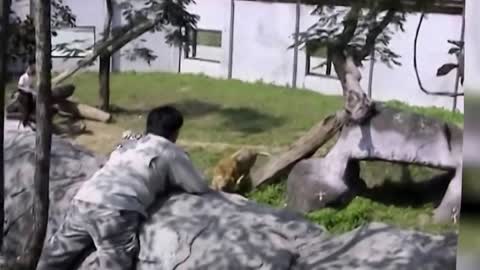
[
  {"x1": 185, "y1": 28, "x2": 222, "y2": 63},
  {"x1": 305, "y1": 41, "x2": 334, "y2": 77}
]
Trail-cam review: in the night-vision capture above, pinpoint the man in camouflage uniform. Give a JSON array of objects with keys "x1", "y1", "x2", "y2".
[{"x1": 37, "y1": 105, "x2": 211, "y2": 270}]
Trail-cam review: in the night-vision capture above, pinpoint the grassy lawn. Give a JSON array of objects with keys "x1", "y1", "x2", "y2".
[
  {"x1": 69, "y1": 72, "x2": 345, "y2": 146},
  {"x1": 65, "y1": 71, "x2": 463, "y2": 234}
]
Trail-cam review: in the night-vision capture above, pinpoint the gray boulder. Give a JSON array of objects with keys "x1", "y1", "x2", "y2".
[
  {"x1": 287, "y1": 103, "x2": 462, "y2": 223},
  {"x1": 1, "y1": 121, "x2": 457, "y2": 269}
]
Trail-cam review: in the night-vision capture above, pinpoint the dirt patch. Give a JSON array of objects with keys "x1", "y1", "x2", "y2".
[
  {"x1": 72, "y1": 120, "x2": 125, "y2": 155},
  {"x1": 70, "y1": 120, "x2": 285, "y2": 155}
]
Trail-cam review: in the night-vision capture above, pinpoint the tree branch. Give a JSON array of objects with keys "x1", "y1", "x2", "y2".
[
  {"x1": 98, "y1": 0, "x2": 114, "y2": 111},
  {"x1": 52, "y1": 17, "x2": 161, "y2": 86},
  {"x1": 103, "y1": 0, "x2": 113, "y2": 44},
  {"x1": 360, "y1": 8, "x2": 397, "y2": 58},
  {"x1": 331, "y1": 4, "x2": 361, "y2": 48}
]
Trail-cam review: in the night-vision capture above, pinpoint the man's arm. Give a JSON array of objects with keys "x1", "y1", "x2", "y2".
[{"x1": 167, "y1": 149, "x2": 210, "y2": 194}]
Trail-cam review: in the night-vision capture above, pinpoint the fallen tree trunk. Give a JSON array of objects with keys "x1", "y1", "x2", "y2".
[
  {"x1": 56, "y1": 100, "x2": 111, "y2": 123},
  {"x1": 251, "y1": 110, "x2": 347, "y2": 188},
  {"x1": 50, "y1": 85, "x2": 111, "y2": 122},
  {"x1": 7, "y1": 84, "x2": 112, "y2": 123}
]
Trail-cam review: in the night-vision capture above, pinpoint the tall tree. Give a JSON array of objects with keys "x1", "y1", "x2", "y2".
[
  {"x1": 0, "y1": 0, "x2": 11, "y2": 249},
  {"x1": 20, "y1": 0, "x2": 53, "y2": 268},
  {"x1": 98, "y1": 0, "x2": 113, "y2": 111}
]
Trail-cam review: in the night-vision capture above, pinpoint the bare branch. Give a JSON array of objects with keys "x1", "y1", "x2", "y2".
[
  {"x1": 331, "y1": 4, "x2": 361, "y2": 48},
  {"x1": 103, "y1": 0, "x2": 114, "y2": 43},
  {"x1": 360, "y1": 8, "x2": 397, "y2": 58},
  {"x1": 52, "y1": 17, "x2": 161, "y2": 86}
]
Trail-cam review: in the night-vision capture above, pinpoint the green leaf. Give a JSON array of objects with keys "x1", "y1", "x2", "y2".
[{"x1": 436, "y1": 63, "x2": 458, "y2": 77}]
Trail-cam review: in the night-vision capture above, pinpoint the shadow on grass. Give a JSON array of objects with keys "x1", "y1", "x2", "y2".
[
  {"x1": 109, "y1": 99, "x2": 286, "y2": 135},
  {"x1": 358, "y1": 169, "x2": 454, "y2": 208}
]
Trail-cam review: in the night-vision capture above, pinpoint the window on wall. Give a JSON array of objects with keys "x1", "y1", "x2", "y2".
[
  {"x1": 185, "y1": 28, "x2": 222, "y2": 63},
  {"x1": 305, "y1": 41, "x2": 334, "y2": 77}
]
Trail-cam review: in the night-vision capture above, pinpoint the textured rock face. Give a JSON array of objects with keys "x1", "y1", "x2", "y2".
[
  {"x1": 286, "y1": 158, "x2": 362, "y2": 212},
  {"x1": 287, "y1": 103, "x2": 463, "y2": 223},
  {"x1": 1, "y1": 121, "x2": 457, "y2": 269},
  {"x1": 2, "y1": 126, "x2": 104, "y2": 258}
]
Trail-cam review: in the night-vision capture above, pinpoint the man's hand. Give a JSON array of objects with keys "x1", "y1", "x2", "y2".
[{"x1": 168, "y1": 150, "x2": 210, "y2": 195}]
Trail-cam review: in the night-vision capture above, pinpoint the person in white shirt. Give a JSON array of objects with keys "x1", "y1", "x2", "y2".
[
  {"x1": 37, "y1": 105, "x2": 211, "y2": 270},
  {"x1": 17, "y1": 61, "x2": 36, "y2": 94}
]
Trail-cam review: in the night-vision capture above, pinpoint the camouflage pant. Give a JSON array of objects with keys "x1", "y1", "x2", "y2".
[{"x1": 37, "y1": 200, "x2": 141, "y2": 270}]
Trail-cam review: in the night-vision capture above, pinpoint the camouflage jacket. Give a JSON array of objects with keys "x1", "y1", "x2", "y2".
[{"x1": 74, "y1": 132, "x2": 210, "y2": 217}]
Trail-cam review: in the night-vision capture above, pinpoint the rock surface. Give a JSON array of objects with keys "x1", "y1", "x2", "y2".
[
  {"x1": 287, "y1": 103, "x2": 463, "y2": 223},
  {"x1": 1, "y1": 121, "x2": 457, "y2": 269}
]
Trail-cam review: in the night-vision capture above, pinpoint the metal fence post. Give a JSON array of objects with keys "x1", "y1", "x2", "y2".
[
  {"x1": 452, "y1": 6, "x2": 465, "y2": 112},
  {"x1": 227, "y1": 0, "x2": 235, "y2": 79},
  {"x1": 292, "y1": 0, "x2": 300, "y2": 89},
  {"x1": 367, "y1": 48, "x2": 375, "y2": 98}
]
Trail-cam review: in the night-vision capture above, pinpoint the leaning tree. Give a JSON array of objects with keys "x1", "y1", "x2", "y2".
[
  {"x1": 292, "y1": 0, "x2": 463, "y2": 122},
  {"x1": 252, "y1": 0, "x2": 464, "y2": 188}
]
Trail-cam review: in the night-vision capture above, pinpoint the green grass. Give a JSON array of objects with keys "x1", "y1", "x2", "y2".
[
  {"x1": 66, "y1": 72, "x2": 463, "y2": 234},
  {"x1": 69, "y1": 72, "x2": 344, "y2": 146},
  {"x1": 458, "y1": 215, "x2": 480, "y2": 251},
  {"x1": 305, "y1": 197, "x2": 452, "y2": 234},
  {"x1": 385, "y1": 100, "x2": 463, "y2": 126},
  {"x1": 246, "y1": 182, "x2": 287, "y2": 207}
]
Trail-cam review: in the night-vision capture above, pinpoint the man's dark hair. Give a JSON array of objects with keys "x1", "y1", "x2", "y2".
[{"x1": 146, "y1": 105, "x2": 184, "y2": 139}]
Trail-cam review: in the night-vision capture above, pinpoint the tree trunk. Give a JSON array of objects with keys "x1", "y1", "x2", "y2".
[
  {"x1": 98, "y1": 0, "x2": 113, "y2": 112},
  {"x1": 251, "y1": 111, "x2": 347, "y2": 188},
  {"x1": 331, "y1": 49, "x2": 373, "y2": 123},
  {"x1": 20, "y1": 0, "x2": 52, "y2": 268},
  {"x1": 331, "y1": 51, "x2": 365, "y2": 97},
  {"x1": 98, "y1": 56, "x2": 111, "y2": 111},
  {"x1": 0, "y1": 0, "x2": 11, "y2": 249},
  {"x1": 56, "y1": 99, "x2": 111, "y2": 122}
]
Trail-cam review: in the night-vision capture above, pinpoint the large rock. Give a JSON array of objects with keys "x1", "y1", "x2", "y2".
[
  {"x1": 1, "y1": 121, "x2": 457, "y2": 269},
  {"x1": 287, "y1": 103, "x2": 463, "y2": 223}
]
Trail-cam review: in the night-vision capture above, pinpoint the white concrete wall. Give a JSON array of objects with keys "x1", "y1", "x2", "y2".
[
  {"x1": 113, "y1": 0, "x2": 180, "y2": 73},
  {"x1": 52, "y1": 0, "x2": 180, "y2": 73},
  {"x1": 370, "y1": 12, "x2": 463, "y2": 112},
  {"x1": 11, "y1": 0, "x2": 180, "y2": 74},
  {"x1": 177, "y1": 0, "x2": 462, "y2": 111},
  {"x1": 180, "y1": 0, "x2": 229, "y2": 78},
  {"x1": 229, "y1": 1, "x2": 296, "y2": 87},
  {"x1": 465, "y1": 0, "x2": 480, "y2": 94},
  {"x1": 51, "y1": 0, "x2": 105, "y2": 72}
]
